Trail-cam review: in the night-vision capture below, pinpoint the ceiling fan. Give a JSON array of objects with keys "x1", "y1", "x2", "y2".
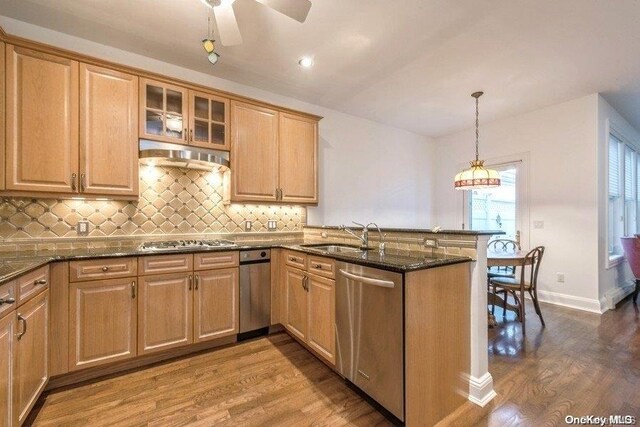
[{"x1": 200, "y1": 0, "x2": 312, "y2": 46}]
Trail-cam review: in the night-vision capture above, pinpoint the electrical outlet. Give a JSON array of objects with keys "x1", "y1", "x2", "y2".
[
  {"x1": 556, "y1": 273, "x2": 565, "y2": 283},
  {"x1": 77, "y1": 221, "x2": 89, "y2": 236},
  {"x1": 423, "y1": 238, "x2": 438, "y2": 248},
  {"x1": 267, "y1": 220, "x2": 277, "y2": 231},
  {"x1": 245, "y1": 220, "x2": 252, "y2": 232}
]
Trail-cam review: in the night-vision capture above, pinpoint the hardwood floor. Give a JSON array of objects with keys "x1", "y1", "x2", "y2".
[{"x1": 30, "y1": 297, "x2": 639, "y2": 426}]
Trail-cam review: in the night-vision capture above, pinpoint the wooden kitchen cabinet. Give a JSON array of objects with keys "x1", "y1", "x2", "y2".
[
  {"x1": 14, "y1": 290, "x2": 49, "y2": 425},
  {"x1": 80, "y1": 64, "x2": 139, "y2": 196},
  {"x1": 307, "y1": 274, "x2": 335, "y2": 364},
  {"x1": 69, "y1": 278, "x2": 137, "y2": 371},
  {"x1": 139, "y1": 78, "x2": 188, "y2": 143},
  {"x1": 0, "y1": 42, "x2": 5, "y2": 190},
  {"x1": 230, "y1": 101, "x2": 279, "y2": 202},
  {"x1": 0, "y1": 312, "x2": 16, "y2": 427},
  {"x1": 137, "y1": 273, "x2": 193, "y2": 355},
  {"x1": 278, "y1": 112, "x2": 318, "y2": 203},
  {"x1": 189, "y1": 90, "x2": 230, "y2": 150},
  {"x1": 284, "y1": 266, "x2": 308, "y2": 341},
  {"x1": 194, "y1": 268, "x2": 238, "y2": 343},
  {"x1": 5, "y1": 45, "x2": 79, "y2": 194}
]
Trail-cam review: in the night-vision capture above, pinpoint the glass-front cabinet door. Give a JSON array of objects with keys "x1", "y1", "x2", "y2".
[
  {"x1": 139, "y1": 78, "x2": 188, "y2": 143},
  {"x1": 189, "y1": 90, "x2": 230, "y2": 151}
]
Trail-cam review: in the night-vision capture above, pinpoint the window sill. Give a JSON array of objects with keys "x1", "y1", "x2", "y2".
[{"x1": 607, "y1": 254, "x2": 625, "y2": 269}]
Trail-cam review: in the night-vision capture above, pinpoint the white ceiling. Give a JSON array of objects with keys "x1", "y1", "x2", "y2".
[{"x1": 1, "y1": 0, "x2": 640, "y2": 137}]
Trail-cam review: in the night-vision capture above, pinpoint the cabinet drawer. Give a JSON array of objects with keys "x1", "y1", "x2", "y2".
[
  {"x1": 308, "y1": 256, "x2": 335, "y2": 279},
  {"x1": 16, "y1": 266, "x2": 49, "y2": 306},
  {"x1": 284, "y1": 251, "x2": 307, "y2": 270},
  {"x1": 138, "y1": 254, "x2": 193, "y2": 276},
  {"x1": 194, "y1": 251, "x2": 239, "y2": 271},
  {"x1": 0, "y1": 279, "x2": 17, "y2": 317},
  {"x1": 70, "y1": 257, "x2": 137, "y2": 282}
]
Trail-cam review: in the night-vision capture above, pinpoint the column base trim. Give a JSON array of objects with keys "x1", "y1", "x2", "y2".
[{"x1": 468, "y1": 372, "x2": 497, "y2": 407}]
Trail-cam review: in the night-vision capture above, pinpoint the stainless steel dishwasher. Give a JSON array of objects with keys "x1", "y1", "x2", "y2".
[
  {"x1": 239, "y1": 249, "x2": 271, "y2": 338},
  {"x1": 335, "y1": 261, "x2": 404, "y2": 421}
]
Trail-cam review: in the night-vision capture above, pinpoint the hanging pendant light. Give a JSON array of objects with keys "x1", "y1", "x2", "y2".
[
  {"x1": 202, "y1": 14, "x2": 221, "y2": 65},
  {"x1": 454, "y1": 91, "x2": 501, "y2": 190}
]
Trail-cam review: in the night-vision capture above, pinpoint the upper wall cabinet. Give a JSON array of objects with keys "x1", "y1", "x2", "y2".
[
  {"x1": 0, "y1": 42, "x2": 5, "y2": 191},
  {"x1": 3, "y1": 45, "x2": 139, "y2": 198},
  {"x1": 5, "y1": 45, "x2": 79, "y2": 193},
  {"x1": 278, "y1": 112, "x2": 318, "y2": 204},
  {"x1": 230, "y1": 101, "x2": 279, "y2": 202},
  {"x1": 140, "y1": 79, "x2": 230, "y2": 150},
  {"x1": 230, "y1": 102, "x2": 319, "y2": 204},
  {"x1": 80, "y1": 64, "x2": 139, "y2": 196}
]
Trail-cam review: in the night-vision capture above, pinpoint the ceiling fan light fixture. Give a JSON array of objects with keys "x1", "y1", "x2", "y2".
[
  {"x1": 208, "y1": 51, "x2": 221, "y2": 65},
  {"x1": 200, "y1": 0, "x2": 236, "y2": 9},
  {"x1": 298, "y1": 56, "x2": 314, "y2": 68},
  {"x1": 202, "y1": 38, "x2": 215, "y2": 54}
]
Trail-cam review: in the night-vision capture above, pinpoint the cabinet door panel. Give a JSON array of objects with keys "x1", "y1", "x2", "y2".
[
  {"x1": 69, "y1": 278, "x2": 137, "y2": 370},
  {"x1": 80, "y1": 64, "x2": 138, "y2": 196},
  {"x1": 307, "y1": 275, "x2": 335, "y2": 364},
  {"x1": 139, "y1": 78, "x2": 188, "y2": 143},
  {"x1": 138, "y1": 273, "x2": 193, "y2": 355},
  {"x1": 189, "y1": 91, "x2": 230, "y2": 150},
  {"x1": 15, "y1": 290, "x2": 48, "y2": 425},
  {"x1": 285, "y1": 267, "x2": 307, "y2": 341},
  {"x1": 6, "y1": 45, "x2": 79, "y2": 193},
  {"x1": 194, "y1": 268, "x2": 238, "y2": 343},
  {"x1": 0, "y1": 312, "x2": 16, "y2": 427},
  {"x1": 278, "y1": 113, "x2": 318, "y2": 203},
  {"x1": 230, "y1": 101, "x2": 278, "y2": 202}
]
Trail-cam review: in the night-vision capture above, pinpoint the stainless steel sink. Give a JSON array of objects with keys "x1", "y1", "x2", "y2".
[{"x1": 301, "y1": 244, "x2": 364, "y2": 253}]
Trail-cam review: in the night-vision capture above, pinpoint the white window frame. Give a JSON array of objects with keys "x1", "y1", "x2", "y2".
[{"x1": 606, "y1": 124, "x2": 640, "y2": 268}]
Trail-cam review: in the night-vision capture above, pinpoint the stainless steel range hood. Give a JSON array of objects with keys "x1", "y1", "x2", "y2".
[{"x1": 139, "y1": 140, "x2": 230, "y2": 171}]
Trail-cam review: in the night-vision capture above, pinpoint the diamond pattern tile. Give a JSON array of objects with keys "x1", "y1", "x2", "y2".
[{"x1": 0, "y1": 166, "x2": 305, "y2": 240}]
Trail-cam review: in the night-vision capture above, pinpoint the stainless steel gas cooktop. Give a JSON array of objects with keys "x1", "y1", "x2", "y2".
[{"x1": 139, "y1": 239, "x2": 237, "y2": 251}]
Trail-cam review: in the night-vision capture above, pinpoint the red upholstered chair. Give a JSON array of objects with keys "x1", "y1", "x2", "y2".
[{"x1": 620, "y1": 237, "x2": 640, "y2": 305}]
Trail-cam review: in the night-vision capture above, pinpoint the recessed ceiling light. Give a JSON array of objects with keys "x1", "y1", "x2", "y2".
[{"x1": 298, "y1": 57, "x2": 314, "y2": 68}]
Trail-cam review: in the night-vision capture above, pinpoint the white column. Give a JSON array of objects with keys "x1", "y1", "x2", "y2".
[{"x1": 468, "y1": 235, "x2": 497, "y2": 406}]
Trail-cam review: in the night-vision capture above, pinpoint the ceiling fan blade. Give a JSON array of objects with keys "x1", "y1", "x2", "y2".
[
  {"x1": 254, "y1": 0, "x2": 312, "y2": 23},
  {"x1": 213, "y1": 4, "x2": 243, "y2": 46}
]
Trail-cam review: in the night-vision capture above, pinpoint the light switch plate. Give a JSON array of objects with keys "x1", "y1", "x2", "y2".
[
  {"x1": 77, "y1": 221, "x2": 89, "y2": 236},
  {"x1": 533, "y1": 220, "x2": 544, "y2": 229},
  {"x1": 267, "y1": 220, "x2": 277, "y2": 231},
  {"x1": 245, "y1": 220, "x2": 252, "y2": 231}
]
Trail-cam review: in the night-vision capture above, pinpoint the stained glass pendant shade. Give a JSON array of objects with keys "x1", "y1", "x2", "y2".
[{"x1": 454, "y1": 92, "x2": 501, "y2": 190}]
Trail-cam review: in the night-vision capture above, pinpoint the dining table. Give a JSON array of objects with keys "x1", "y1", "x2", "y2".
[{"x1": 487, "y1": 249, "x2": 531, "y2": 326}]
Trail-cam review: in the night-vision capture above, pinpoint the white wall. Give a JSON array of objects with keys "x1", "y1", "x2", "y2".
[
  {"x1": 597, "y1": 95, "x2": 640, "y2": 305},
  {"x1": 0, "y1": 16, "x2": 436, "y2": 228},
  {"x1": 433, "y1": 95, "x2": 602, "y2": 311}
]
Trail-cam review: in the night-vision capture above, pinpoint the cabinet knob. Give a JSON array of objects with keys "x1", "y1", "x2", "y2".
[
  {"x1": 102, "y1": 266, "x2": 109, "y2": 272},
  {"x1": 313, "y1": 263, "x2": 322, "y2": 269},
  {"x1": 34, "y1": 279, "x2": 47, "y2": 285},
  {"x1": 0, "y1": 297, "x2": 15, "y2": 306}
]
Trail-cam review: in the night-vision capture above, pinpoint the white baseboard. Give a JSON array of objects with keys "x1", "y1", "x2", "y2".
[
  {"x1": 600, "y1": 281, "x2": 636, "y2": 312},
  {"x1": 468, "y1": 373, "x2": 497, "y2": 407},
  {"x1": 527, "y1": 290, "x2": 603, "y2": 314}
]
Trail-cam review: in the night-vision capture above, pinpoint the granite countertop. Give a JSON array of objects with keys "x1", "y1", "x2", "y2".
[{"x1": 0, "y1": 239, "x2": 472, "y2": 284}]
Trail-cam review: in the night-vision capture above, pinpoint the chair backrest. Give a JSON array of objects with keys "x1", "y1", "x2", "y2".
[
  {"x1": 520, "y1": 246, "x2": 545, "y2": 290},
  {"x1": 488, "y1": 239, "x2": 521, "y2": 252},
  {"x1": 621, "y1": 237, "x2": 640, "y2": 278}
]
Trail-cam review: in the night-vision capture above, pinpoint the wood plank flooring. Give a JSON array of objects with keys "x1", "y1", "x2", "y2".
[{"x1": 30, "y1": 297, "x2": 640, "y2": 426}]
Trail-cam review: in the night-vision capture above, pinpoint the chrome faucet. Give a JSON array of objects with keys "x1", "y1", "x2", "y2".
[
  {"x1": 339, "y1": 222, "x2": 369, "y2": 249},
  {"x1": 367, "y1": 223, "x2": 386, "y2": 255}
]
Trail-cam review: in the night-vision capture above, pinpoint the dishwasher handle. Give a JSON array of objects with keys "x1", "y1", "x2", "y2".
[{"x1": 339, "y1": 269, "x2": 395, "y2": 288}]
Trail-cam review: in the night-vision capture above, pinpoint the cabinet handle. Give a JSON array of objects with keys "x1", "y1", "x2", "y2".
[
  {"x1": 80, "y1": 173, "x2": 86, "y2": 192},
  {"x1": 184, "y1": 128, "x2": 188, "y2": 141},
  {"x1": 34, "y1": 279, "x2": 47, "y2": 286},
  {"x1": 0, "y1": 296, "x2": 15, "y2": 306},
  {"x1": 71, "y1": 173, "x2": 77, "y2": 191},
  {"x1": 303, "y1": 275, "x2": 309, "y2": 292},
  {"x1": 190, "y1": 129, "x2": 193, "y2": 142},
  {"x1": 102, "y1": 266, "x2": 109, "y2": 272},
  {"x1": 17, "y1": 314, "x2": 27, "y2": 340},
  {"x1": 313, "y1": 263, "x2": 322, "y2": 269},
  {"x1": 131, "y1": 281, "x2": 136, "y2": 299},
  {"x1": 188, "y1": 275, "x2": 193, "y2": 291},
  {"x1": 279, "y1": 188, "x2": 284, "y2": 200},
  {"x1": 195, "y1": 274, "x2": 199, "y2": 290}
]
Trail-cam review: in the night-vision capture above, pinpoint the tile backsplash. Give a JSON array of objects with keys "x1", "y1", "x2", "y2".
[{"x1": 0, "y1": 166, "x2": 305, "y2": 241}]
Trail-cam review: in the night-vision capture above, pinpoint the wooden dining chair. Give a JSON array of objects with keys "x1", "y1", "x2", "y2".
[
  {"x1": 487, "y1": 239, "x2": 520, "y2": 315},
  {"x1": 490, "y1": 246, "x2": 545, "y2": 335}
]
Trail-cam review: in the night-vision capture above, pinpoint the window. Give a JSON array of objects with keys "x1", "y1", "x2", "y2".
[
  {"x1": 608, "y1": 132, "x2": 638, "y2": 262},
  {"x1": 469, "y1": 166, "x2": 518, "y2": 239}
]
